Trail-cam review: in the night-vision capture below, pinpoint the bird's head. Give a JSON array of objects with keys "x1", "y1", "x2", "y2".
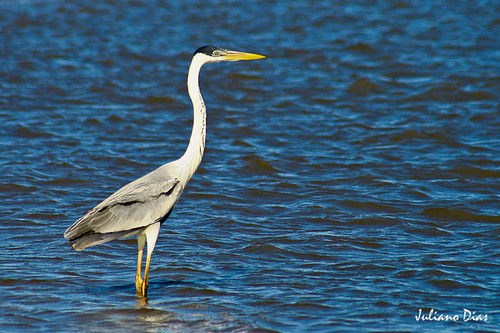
[{"x1": 194, "y1": 46, "x2": 266, "y2": 63}]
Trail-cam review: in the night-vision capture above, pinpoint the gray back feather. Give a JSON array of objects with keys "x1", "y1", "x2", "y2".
[{"x1": 64, "y1": 167, "x2": 183, "y2": 249}]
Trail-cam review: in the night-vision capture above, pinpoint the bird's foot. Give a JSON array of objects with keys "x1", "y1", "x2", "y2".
[
  {"x1": 135, "y1": 275, "x2": 143, "y2": 295},
  {"x1": 136, "y1": 295, "x2": 149, "y2": 306},
  {"x1": 135, "y1": 276, "x2": 149, "y2": 297}
]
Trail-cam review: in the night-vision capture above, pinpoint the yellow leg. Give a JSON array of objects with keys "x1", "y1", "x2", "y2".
[
  {"x1": 141, "y1": 251, "x2": 153, "y2": 296},
  {"x1": 135, "y1": 247, "x2": 143, "y2": 294},
  {"x1": 136, "y1": 233, "x2": 146, "y2": 295},
  {"x1": 136, "y1": 223, "x2": 160, "y2": 297}
]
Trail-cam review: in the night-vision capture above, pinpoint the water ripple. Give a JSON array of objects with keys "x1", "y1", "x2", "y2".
[{"x1": 1, "y1": 0, "x2": 499, "y2": 332}]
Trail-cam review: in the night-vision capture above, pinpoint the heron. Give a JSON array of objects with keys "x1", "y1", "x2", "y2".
[{"x1": 64, "y1": 46, "x2": 265, "y2": 297}]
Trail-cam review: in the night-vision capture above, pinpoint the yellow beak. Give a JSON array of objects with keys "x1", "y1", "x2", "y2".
[{"x1": 222, "y1": 50, "x2": 266, "y2": 61}]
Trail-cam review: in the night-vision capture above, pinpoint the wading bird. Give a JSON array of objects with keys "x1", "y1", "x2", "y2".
[{"x1": 64, "y1": 46, "x2": 265, "y2": 297}]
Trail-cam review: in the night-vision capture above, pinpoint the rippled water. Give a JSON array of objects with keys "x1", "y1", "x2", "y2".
[{"x1": 1, "y1": 0, "x2": 499, "y2": 331}]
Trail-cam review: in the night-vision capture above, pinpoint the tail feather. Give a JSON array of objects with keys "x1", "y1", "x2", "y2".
[{"x1": 67, "y1": 228, "x2": 143, "y2": 251}]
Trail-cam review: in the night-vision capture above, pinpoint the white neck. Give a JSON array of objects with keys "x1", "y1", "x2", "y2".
[{"x1": 179, "y1": 55, "x2": 207, "y2": 180}]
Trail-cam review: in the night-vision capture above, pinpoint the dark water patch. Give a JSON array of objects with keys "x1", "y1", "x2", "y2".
[
  {"x1": 449, "y1": 165, "x2": 500, "y2": 179},
  {"x1": 144, "y1": 95, "x2": 176, "y2": 105},
  {"x1": 24, "y1": 212, "x2": 67, "y2": 221},
  {"x1": 11, "y1": 125, "x2": 53, "y2": 139},
  {"x1": 232, "y1": 138, "x2": 254, "y2": 148},
  {"x1": 342, "y1": 42, "x2": 378, "y2": 54},
  {"x1": 408, "y1": 85, "x2": 497, "y2": 103},
  {"x1": 421, "y1": 208, "x2": 500, "y2": 224},
  {"x1": 241, "y1": 242, "x2": 294, "y2": 259},
  {"x1": 427, "y1": 278, "x2": 475, "y2": 292},
  {"x1": 339, "y1": 199, "x2": 403, "y2": 214},
  {"x1": 347, "y1": 77, "x2": 383, "y2": 96},
  {"x1": 0, "y1": 183, "x2": 39, "y2": 193}
]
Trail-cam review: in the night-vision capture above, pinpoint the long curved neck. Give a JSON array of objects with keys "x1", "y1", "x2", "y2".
[{"x1": 179, "y1": 56, "x2": 206, "y2": 180}]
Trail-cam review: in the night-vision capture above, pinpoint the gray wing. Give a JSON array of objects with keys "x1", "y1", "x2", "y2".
[{"x1": 64, "y1": 173, "x2": 182, "y2": 250}]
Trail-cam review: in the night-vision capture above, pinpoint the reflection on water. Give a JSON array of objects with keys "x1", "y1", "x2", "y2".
[
  {"x1": 136, "y1": 296, "x2": 149, "y2": 307},
  {"x1": 1, "y1": 0, "x2": 499, "y2": 331}
]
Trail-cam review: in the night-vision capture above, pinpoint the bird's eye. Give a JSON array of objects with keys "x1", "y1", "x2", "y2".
[{"x1": 213, "y1": 50, "x2": 221, "y2": 56}]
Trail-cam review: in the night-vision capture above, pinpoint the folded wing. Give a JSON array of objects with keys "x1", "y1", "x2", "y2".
[{"x1": 64, "y1": 176, "x2": 181, "y2": 250}]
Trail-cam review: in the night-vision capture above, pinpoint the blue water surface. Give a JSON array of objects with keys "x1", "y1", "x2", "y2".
[{"x1": 1, "y1": 0, "x2": 499, "y2": 332}]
